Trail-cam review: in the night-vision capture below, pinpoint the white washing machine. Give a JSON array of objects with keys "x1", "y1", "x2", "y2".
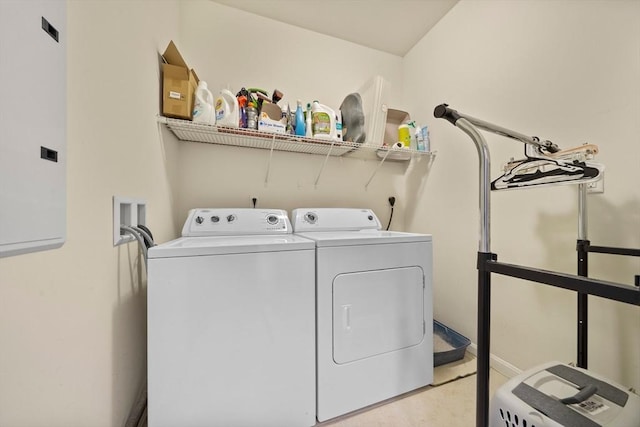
[
  {"x1": 147, "y1": 208, "x2": 316, "y2": 427},
  {"x1": 292, "y1": 208, "x2": 434, "y2": 422}
]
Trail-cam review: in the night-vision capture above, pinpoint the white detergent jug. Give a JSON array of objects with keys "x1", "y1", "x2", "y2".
[
  {"x1": 192, "y1": 81, "x2": 215, "y2": 125},
  {"x1": 335, "y1": 109, "x2": 343, "y2": 141},
  {"x1": 215, "y1": 89, "x2": 239, "y2": 128},
  {"x1": 311, "y1": 101, "x2": 336, "y2": 140}
]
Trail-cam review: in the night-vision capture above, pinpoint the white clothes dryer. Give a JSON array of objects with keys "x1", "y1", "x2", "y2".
[
  {"x1": 292, "y1": 208, "x2": 434, "y2": 422},
  {"x1": 147, "y1": 208, "x2": 316, "y2": 427}
]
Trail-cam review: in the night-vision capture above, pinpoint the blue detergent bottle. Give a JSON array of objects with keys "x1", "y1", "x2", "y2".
[{"x1": 295, "y1": 100, "x2": 306, "y2": 136}]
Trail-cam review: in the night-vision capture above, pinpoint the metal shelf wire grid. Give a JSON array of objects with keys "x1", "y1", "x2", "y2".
[
  {"x1": 161, "y1": 117, "x2": 362, "y2": 156},
  {"x1": 159, "y1": 116, "x2": 432, "y2": 160}
]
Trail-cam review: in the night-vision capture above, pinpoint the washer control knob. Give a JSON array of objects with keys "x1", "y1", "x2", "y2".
[
  {"x1": 266, "y1": 215, "x2": 279, "y2": 225},
  {"x1": 211, "y1": 216, "x2": 220, "y2": 223},
  {"x1": 226, "y1": 214, "x2": 236, "y2": 223},
  {"x1": 304, "y1": 212, "x2": 317, "y2": 224},
  {"x1": 368, "y1": 215, "x2": 374, "y2": 221},
  {"x1": 195, "y1": 216, "x2": 204, "y2": 224}
]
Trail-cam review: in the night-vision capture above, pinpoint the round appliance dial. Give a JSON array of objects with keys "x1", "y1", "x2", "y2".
[
  {"x1": 226, "y1": 214, "x2": 236, "y2": 223},
  {"x1": 266, "y1": 215, "x2": 279, "y2": 225},
  {"x1": 211, "y1": 215, "x2": 220, "y2": 223},
  {"x1": 195, "y1": 216, "x2": 204, "y2": 224},
  {"x1": 368, "y1": 215, "x2": 374, "y2": 221},
  {"x1": 304, "y1": 212, "x2": 317, "y2": 224}
]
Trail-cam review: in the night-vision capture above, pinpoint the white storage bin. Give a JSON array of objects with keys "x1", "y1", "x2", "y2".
[{"x1": 490, "y1": 361, "x2": 640, "y2": 427}]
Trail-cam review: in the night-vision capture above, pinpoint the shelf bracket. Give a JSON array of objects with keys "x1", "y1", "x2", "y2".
[
  {"x1": 364, "y1": 148, "x2": 393, "y2": 190},
  {"x1": 264, "y1": 134, "x2": 276, "y2": 186},
  {"x1": 314, "y1": 141, "x2": 336, "y2": 188}
]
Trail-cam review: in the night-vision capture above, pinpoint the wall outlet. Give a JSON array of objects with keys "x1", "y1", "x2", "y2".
[
  {"x1": 113, "y1": 196, "x2": 146, "y2": 246},
  {"x1": 586, "y1": 176, "x2": 604, "y2": 194}
]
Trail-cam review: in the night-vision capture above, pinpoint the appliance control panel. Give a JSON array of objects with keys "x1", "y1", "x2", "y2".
[
  {"x1": 182, "y1": 208, "x2": 292, "y2": 236},
  {"x1": 291, "y1": 208, "x2": 381, "y2": 232}
]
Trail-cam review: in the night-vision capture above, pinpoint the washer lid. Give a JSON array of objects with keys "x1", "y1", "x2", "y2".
[
  {"x1": 295, "y1": 230, "x2": 432, "y2": 247},
  {"x1": 148, "y1": 235, "x2": 314, "y2": 258}
]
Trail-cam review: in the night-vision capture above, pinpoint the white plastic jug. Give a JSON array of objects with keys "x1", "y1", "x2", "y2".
[
  {"x1": 335, "y1": 109, "x2": 343, "y2": 141},
  {"x1": 311, "y1": 101, "x2": 336, "y2": 140},
  {"x1": 192, "y1": 81, "x2": 215, "y2": 125},
  {"x1": 215, "y1": 89, "x2": 239, "y2": 128}
]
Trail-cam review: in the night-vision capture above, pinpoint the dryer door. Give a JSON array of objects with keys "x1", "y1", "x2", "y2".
[{"x1": 333, "y1": 266, "x2": 425, "y2": 364}]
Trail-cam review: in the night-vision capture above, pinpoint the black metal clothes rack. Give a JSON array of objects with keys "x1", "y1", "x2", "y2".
[
  {"x1": 433, "y1": 104, "x2": 640, "y2": 427},
  {"x1": 575, "y1": 184, "x2": 640, "y2": 369}
]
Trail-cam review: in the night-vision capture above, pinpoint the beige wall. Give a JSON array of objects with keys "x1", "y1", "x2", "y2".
[
  {"x1": 172, "y1": 1, "x2": 411, "y2": 225},
  {"x1": 0, "y1": 1, "x2": 181, "y2": 425},
  {"x1": 1, "y1": 1, "x2": 638, "y2": 426},
  {"x1": 403, "y1": 0, "x2": 640, "y2": 389}
]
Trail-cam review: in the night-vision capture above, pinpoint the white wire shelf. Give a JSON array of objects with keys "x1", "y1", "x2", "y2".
[
  {"x1": 159, "y1": 116, "x2": 356, "y2": 156},
  {"x1": 157, "y1": 116, "x2": 436, "y2": 188},
  {"x1": 158, "y1": 116, "x2": 433, "y2": 160}
]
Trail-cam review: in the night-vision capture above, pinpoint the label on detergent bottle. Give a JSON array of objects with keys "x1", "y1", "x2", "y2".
[
  {"x1": 193, "y1": 98, "x2": 207, "y2": 120},
  {"x1": 215, "y1": 98, "x2": 225, "y2": 122},
  {"x1": 313, "y1": 112, "x2": 331, "y2": 136}
]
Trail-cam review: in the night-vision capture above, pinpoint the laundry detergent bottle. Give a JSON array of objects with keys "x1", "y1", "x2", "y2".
[
  {"x1": 192, "y1": 81, "x2": 215, "y2": 125},
  {"x1": 311, "y1": 101, "x2": 336, "y2": 140},
  {"x1": 305, "y1": 103, "x2": 312, "y2": 137},
  {"x1": 215, "y1": 89, "x2": 239, "y2": 127},
  {"x1": 295, "y1": 100, "x2": 306, "y2": 136}
]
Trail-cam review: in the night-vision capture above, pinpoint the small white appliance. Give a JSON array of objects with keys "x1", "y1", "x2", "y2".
[
  {"x1": 147, "y1": 208, "x2": 316, "y2": 427},
  {"x1": 292, "y1": 208, "x2": 433, "y2": 422},
  {"x1": 490, "y1": 361, "x2": 640, "y2": 427}
]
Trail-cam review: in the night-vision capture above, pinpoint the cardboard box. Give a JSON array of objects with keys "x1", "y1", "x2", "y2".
[
  {"x1": 258, "y1": 112, "x2": 286, "y2": 134},
  {"x1": 260, "y1": 101, "x2": 282, "y2": 121},
  {"x1": 383, "y1": 109, "x2": 411, "y2": 146},
  {"x1": 161, "y1": 41, "x2": 198, "y2": 120}
]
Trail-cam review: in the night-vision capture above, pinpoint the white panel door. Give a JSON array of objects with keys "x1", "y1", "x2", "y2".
[{"x1": 333, "y1": 266, "x2": 425, "y2": 364}]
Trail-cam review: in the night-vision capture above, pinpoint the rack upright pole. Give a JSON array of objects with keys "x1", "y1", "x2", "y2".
[
  {"x1": 577, "y1": 184, "x2": 589, "y2": 368},
  {"x1": 449, "y1": 117, "x2": 493, "y2": 427}
]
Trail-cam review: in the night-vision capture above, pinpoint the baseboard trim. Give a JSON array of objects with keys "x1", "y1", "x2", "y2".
[{"x1": 466, "y1": 343, "x2": 522, "y2": 379}]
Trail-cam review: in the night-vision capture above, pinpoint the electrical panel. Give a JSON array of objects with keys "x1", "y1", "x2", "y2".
[{"x1": 0, "y1": 1, "x2": 67, "y2": 257}]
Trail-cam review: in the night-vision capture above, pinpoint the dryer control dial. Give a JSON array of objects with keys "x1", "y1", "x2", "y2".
[
  {"x1": 195, "y1": 216, "x2": 204, "y2": 225},
  {"x1": 210, "y1": 216, "x2": 220, "y2": 223},
  {"x1": 304, "y1": 212, "x2": 317, "y2": 224},
  {"x1": 266, "y1": 215, "x2": 279, "y2": 225},
  {"x1": 226, "y1": 214, "x2": 236, "y2": 223}
]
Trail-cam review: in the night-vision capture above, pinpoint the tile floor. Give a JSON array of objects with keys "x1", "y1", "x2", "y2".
[
  {"x1": 318, "y1": 369, "x2": 509, "y2": 427},
  {"x1": 140, "y1": 366, "x2": 508, "y2": 427}
]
